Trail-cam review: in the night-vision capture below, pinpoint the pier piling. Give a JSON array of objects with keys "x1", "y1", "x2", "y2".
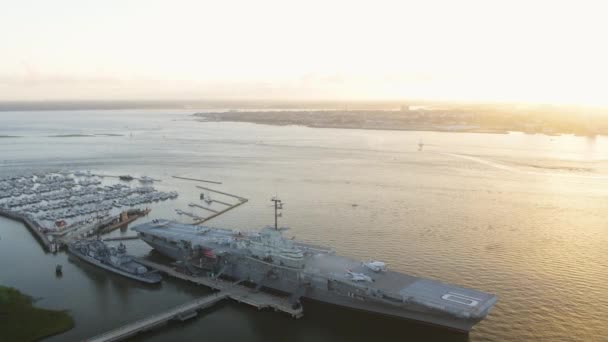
[{"x1": 87, "y1": 259, "x2": 303, "y2": 342}]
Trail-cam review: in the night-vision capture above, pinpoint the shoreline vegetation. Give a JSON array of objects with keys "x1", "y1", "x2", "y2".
[
  {"x1": 0, "y1": 134, "x2": 124, "y2": 139},
  {"x1": 193, "y1": 106, "x2": 608, "y2": 136},
  {"x1": 48, "y1": 133, "x2": 124, "y2": 137},
  {"x1": 0, "y1": 135, "x2": 124, "y2": 139},
  {"x1": 0, "y1": 285, "x2": 74, "y2": 341}
]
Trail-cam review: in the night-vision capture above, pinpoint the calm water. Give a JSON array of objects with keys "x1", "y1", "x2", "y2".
[{"x1": 1, "y1": 110, "x2": 607, "y2": 341}]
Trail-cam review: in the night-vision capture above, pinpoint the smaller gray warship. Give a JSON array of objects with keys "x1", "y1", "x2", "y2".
[{"x1": 68, "y1": 239, "x2": 162, "y2": 284}]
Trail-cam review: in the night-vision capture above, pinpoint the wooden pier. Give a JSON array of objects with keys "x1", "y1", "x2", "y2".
[
  {"x1": 87, "y1": 292, "x2": 229, "y2": 342},
  {"x1": 87, "y1": 259, "x2": 303, "y2": 342}
]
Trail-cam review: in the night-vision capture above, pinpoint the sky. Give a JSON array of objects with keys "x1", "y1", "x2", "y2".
[{"x1": 0, "y1": 0, "x2": 607, "y2": 105}]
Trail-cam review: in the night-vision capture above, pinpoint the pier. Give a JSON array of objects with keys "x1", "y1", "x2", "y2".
[
  {"x1": 195, "y1": 185, "x2": 247, "y2": 201},
  {"x1": 87, "y1": 259, "x2": 303, "y2": 341},
  {"x1": 87, "y1": 292, "x2": 229, "y2": 342},
  {"x1": 172, "y1": 175, "x2": 222, "y2": 185},
  {"x1": 102, "y1": 235, "x2": 140, "y2": 242},
  {"x1": 188, "y1": 202, "x2": 219, "y2": 213},
  {"x1": 59, "y1": 209, "x2": 150, "y2": 245},
  {"x1": 192, "y1": 186, "x2": 248, "y2": 224},
  {"x1": 94, "y1": 174, "x2": 161, "y2": 182},
  {"x1": 0, "y1": 209, "x2": 51, "y2": 251},
  {"x1": 136, "y1": 259, "x2": 303, "y2": 318}
]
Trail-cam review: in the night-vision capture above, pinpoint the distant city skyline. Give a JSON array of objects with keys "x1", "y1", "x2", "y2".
[{"x1": 1, "y1": 0, "x2": 606, "y2": 106}]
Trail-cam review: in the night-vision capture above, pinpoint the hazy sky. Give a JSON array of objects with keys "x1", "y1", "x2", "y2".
[{"x1": 1, "y1": 0, "x2": 606, "y2": 105}]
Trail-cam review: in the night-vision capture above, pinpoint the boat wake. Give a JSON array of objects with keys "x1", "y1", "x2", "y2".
[{"x1": 442, "y1": 152, "x2": 608, "y2": 179}]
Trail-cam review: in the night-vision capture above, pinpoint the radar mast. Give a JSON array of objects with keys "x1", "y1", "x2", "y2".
[{"x1": 271, "y1": 197, "x2": 283, "y2": 230}]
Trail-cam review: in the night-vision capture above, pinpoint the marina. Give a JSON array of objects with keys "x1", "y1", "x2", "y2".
[
  {"x1": 0, "y1": 171, "x2": 178, "y2": 251},
  {"x1": 192, "y1": 185, "x2": 249, "y2": 224}
]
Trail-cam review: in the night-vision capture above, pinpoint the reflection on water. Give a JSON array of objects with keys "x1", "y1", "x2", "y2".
[{"x1": 1, "y1": 110, "x2": 607, "y2": 341}]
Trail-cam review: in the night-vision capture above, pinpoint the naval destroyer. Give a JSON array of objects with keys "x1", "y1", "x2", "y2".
[
  {"x1": 133, "y1": 199, "x2": 496, "y2": 331},
  {"x1": 68, "y1": 240, "x2": 162, "y2": 284}
]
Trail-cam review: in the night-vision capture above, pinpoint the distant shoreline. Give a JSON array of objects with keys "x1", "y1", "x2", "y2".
[
  {"x1": 48, "y1": 134, "x2": 124, "y2": 138},
  {"x1": 195, "y1": 117, "x2": 511, "y2": 134},
  {"x1": 192, "y1": 111, "x2": 601, "y2": 136},
  {"x1": 0, "y1": 100, "x2": 423, "y2": 111}
]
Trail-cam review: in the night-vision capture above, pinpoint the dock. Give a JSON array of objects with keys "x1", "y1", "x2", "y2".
[
  {"x1": 94, "y1": 174, "x2": 161, "y2": 182},
  {"x1": 98, "y1": 209, "x2": 151, "y2": 234},
  {"x1": 0, "y1": 208, "x2": 52, "y2": 251},
  {"x1": 136, "y1": 259, "x2": 302, "y2": 318},
  {"x1": 87, "y1": 259, "x2": 303, "y2": 342},
  {"x1": 192, "y1": 186, "x2": 248, "y2": 225},
  {"x1": 59, "y1": 209, "x2": 150, "y2": 244},
  {"x1": 87, "y1": 292, "x2": 229, "y2": 342},
  {"x1": 188, "y1": 203, "x2": 219, "y2": 213},
  {"x1": 102, "y1": 235, "x2": 140, "y2": 242},
  {"x1": 195, "y1": 185, "x2": 247, "y2": 201},
  {"x1": 172, "y1": 176, "x2": 222, "y2": 185}
]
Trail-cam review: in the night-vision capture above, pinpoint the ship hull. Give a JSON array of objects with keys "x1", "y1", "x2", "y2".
[
  {"x1": 303, "y1": 288, "x2": 477, "y2": 332},
  {"x1": 139, "y1": 235, "x2": 480, "y2": 331},
  {"x1": 68, "y1": 246, "x2": 161, "y2": 284},
  {"x1": 141, "y1": 238, "x2": 184, "y2": 261}
]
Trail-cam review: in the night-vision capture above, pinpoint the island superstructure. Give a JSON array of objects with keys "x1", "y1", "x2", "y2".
[{"x1": 133, "y1": 201, "x2": 497, "y2": 332}]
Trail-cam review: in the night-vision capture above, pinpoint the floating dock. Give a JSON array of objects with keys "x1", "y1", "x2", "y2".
[
  {"x1": 87, "y1": 259, "x2": 303, "y2": 341},
  {"x1": 192, "y1": 186, "x2": 248, "y2": 224},
  {"x1": 188, "y1": 202, "x2": 219, "y2": 213}
]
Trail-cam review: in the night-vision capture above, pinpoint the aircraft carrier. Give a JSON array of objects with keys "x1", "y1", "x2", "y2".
[{"x1": 133, "y1": 201, "x2": 496, "y2": 332}]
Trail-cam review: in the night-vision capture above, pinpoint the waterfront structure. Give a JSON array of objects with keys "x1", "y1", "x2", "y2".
[
  {"x1": 133, "y1": 200, "x2": 497, "y2": 332},
  {"x1": 68, "y1": 239, "x2": 161, "y2": 284}
]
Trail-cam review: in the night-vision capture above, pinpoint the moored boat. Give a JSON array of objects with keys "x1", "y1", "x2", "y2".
[
  {"x1": 133, "y1": 214, "x2": 497, "y2": 331},
  {"x1": 68, "y1": 239, "x2": 161, "y2": 284}
]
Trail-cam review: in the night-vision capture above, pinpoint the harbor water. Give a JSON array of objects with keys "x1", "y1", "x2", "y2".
[{"x1": 0, "y1": 110, "x2": 607, "y2": 341}]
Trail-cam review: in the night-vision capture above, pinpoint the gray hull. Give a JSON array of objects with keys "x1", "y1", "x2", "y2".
[
  {"x1": 68, "y1": 246, "x2": 161, "y2": 284},
  {"x1": 140, "y1": 235, "x2": 483, "y2": 331}
]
